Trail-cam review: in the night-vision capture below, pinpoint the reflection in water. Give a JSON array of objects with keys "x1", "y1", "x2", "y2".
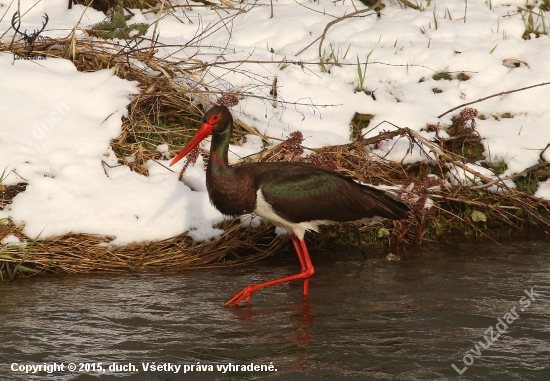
[{"x1": 1, "y1": 240, "x2": 549, "y2": 380}]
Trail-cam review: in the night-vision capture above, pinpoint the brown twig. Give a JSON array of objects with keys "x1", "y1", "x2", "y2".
[
  {"x1": 317, "y1": 1, "x2": 382, "y2": 71},
  {"x1": 397, "y1": 0, "x2": 420, "y2": 10},
  {"x1": 470, "y1": 162, "x2": 550, "y2": 190},
  {"x1": 189, "y1": 0, "x2": 218, "y2": 6},
  {"x1": 186, "y1": 59, "x2": 436, "y2": 72},
  {"x1": 219, "y1": 0, "x2": 234, "y2": 8},
  {"x1": 438, "y1": 81, "x2": 550, "y2": 118},
  {"x1": 293, "y1": 0, "x2": 339, "y2": 18},
  {"x1": 296, "y1": 0, "x2": 382, "y2": 60}
]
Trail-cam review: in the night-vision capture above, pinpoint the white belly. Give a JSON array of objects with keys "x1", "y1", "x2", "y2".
[{"x1": 254, "y1": 189, "x2": 332, "y2": 240}]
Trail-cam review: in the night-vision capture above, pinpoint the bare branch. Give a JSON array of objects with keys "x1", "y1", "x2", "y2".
[
  {"x1": 438, "y1": 81, "x2": 550, "y2": 118},
  {"x1": 296, "y1": 0, "x2": 382, "y2": 60},
  {"x1": 470, "y1": 162, "x2": 550, "y2": 190}
]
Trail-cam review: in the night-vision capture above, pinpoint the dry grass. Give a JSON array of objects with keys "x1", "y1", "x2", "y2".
[{"x1": 0, "y1": 218, "x2": 286, "y2": 280}]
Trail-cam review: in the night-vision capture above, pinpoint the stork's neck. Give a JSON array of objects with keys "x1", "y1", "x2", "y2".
[{"x1": 207, "y1": 122, "x2": 231, "y2": 173}]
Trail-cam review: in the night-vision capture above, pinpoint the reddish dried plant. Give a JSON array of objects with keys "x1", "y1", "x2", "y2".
[
  {"x1": 449, "y1": 107, "x2": 478, "y2": 136},
  {"x1": 178, "y1": 145, "x2": 201, "y2": 181},
  {"x1": 278, "y1": 131, "x2": 305, "y2": 156},
  {"x1": 300, "y1": 154, "x2": 339, "y2": 171},
  {"x1": 217, "y1": 93, "x2": 239, "y2": 107},
  {"x1": 270, "y1": 131, "x2": 339, "y2": 170},
  {"x1": 392, "y1": 175, "x2": 444, "y2": 245}
]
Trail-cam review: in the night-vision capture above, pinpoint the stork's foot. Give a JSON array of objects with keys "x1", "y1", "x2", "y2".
[
  {"x1": 223, "y1": 236, "x2": 315, "y2": 307},
  {"x1": 223, "y1": 286, "x2": 254, "y2": 307}
]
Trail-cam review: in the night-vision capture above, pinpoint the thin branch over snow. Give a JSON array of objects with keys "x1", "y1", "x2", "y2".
[{"x1": 438, "y1": 81, "x2": 550, "y2": 118}]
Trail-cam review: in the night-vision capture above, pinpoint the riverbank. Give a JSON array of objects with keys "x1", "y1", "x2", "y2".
[{"x1": 2, "y1": 0, "x2": 550, "y2": 279}]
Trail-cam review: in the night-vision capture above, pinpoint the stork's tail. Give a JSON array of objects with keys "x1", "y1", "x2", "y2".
[{"x1": 366, "y1": 187, "x2": 410, "y2": 220}]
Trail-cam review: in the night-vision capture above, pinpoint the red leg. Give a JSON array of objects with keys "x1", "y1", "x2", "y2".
[
  {"x1": 290, "y1": 234, "x2": 310, "y2": 298},
  {"x1": 298, "y1": 237, "x2": 313, "y2": 298},
  {"x1": 290, "y1": 234, "x2": 307, "y2": 272},
  {"x1": 223, "y1": 235, "x2": 315, "y2": 306}
]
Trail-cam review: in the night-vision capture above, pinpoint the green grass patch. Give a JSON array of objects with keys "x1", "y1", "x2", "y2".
[
  {"x1": 521, "y1": 6, "x2": 548, "y2": 39},
  {"x1": 515, "y1": 173, "x2": 540, "y2": 195},
  {"x1": 0, "y1": 231, "x2": 41, "y2": 281},
  {"x1": 455, "y1": 143, "x2": 484, "y2": 163},
  {"x1": 488, "y1": 156, "x2": 507, "y2": 175},
  {"x1": 432, "y1": 71, "x2": 453, "y2": 81},
  {"x1": 0, "y1": 165, "x2": 9, "y2": 184},
  {"x1": 350, "y1": 112, "x2": 374, "y2": 140},
  {"x1": 431, "y1": 71, "x2": 471, "y2": 82},
  {"x1": 456, "y1": 72, "x2": 471, "y2": 81}
]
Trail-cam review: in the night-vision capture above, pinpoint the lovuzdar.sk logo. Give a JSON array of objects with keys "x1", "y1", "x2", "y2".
[{"x1": 11, "y1": 11, "x2": 49, "y2": 60}]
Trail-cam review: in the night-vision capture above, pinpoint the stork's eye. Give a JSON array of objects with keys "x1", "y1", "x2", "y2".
[{"x1": 211, "y1": 115, "x2": 219, "y2": 122}]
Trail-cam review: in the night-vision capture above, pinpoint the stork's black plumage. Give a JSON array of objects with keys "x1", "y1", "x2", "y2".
[{"x1": 170, "y1": 105, "x2": 409, "y2": 306}]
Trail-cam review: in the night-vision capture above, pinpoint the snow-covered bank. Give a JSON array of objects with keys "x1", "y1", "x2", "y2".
[{"x1": 1, "y1": 0, "x2": 550, "y2": 246}]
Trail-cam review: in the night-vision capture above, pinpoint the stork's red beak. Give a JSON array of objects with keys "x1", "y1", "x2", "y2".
[{"x1": 169, "y1": 122, "x2": 213, "y2": 166}]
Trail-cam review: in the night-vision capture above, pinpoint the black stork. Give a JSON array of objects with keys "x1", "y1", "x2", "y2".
[{"x1": 170, "y1": 105, "x2": 409, "y2": 306}]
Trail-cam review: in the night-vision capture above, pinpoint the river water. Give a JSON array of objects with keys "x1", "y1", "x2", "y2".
[{"x1": 1, "y1": 239, "x2": 549, "y2": 380}]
